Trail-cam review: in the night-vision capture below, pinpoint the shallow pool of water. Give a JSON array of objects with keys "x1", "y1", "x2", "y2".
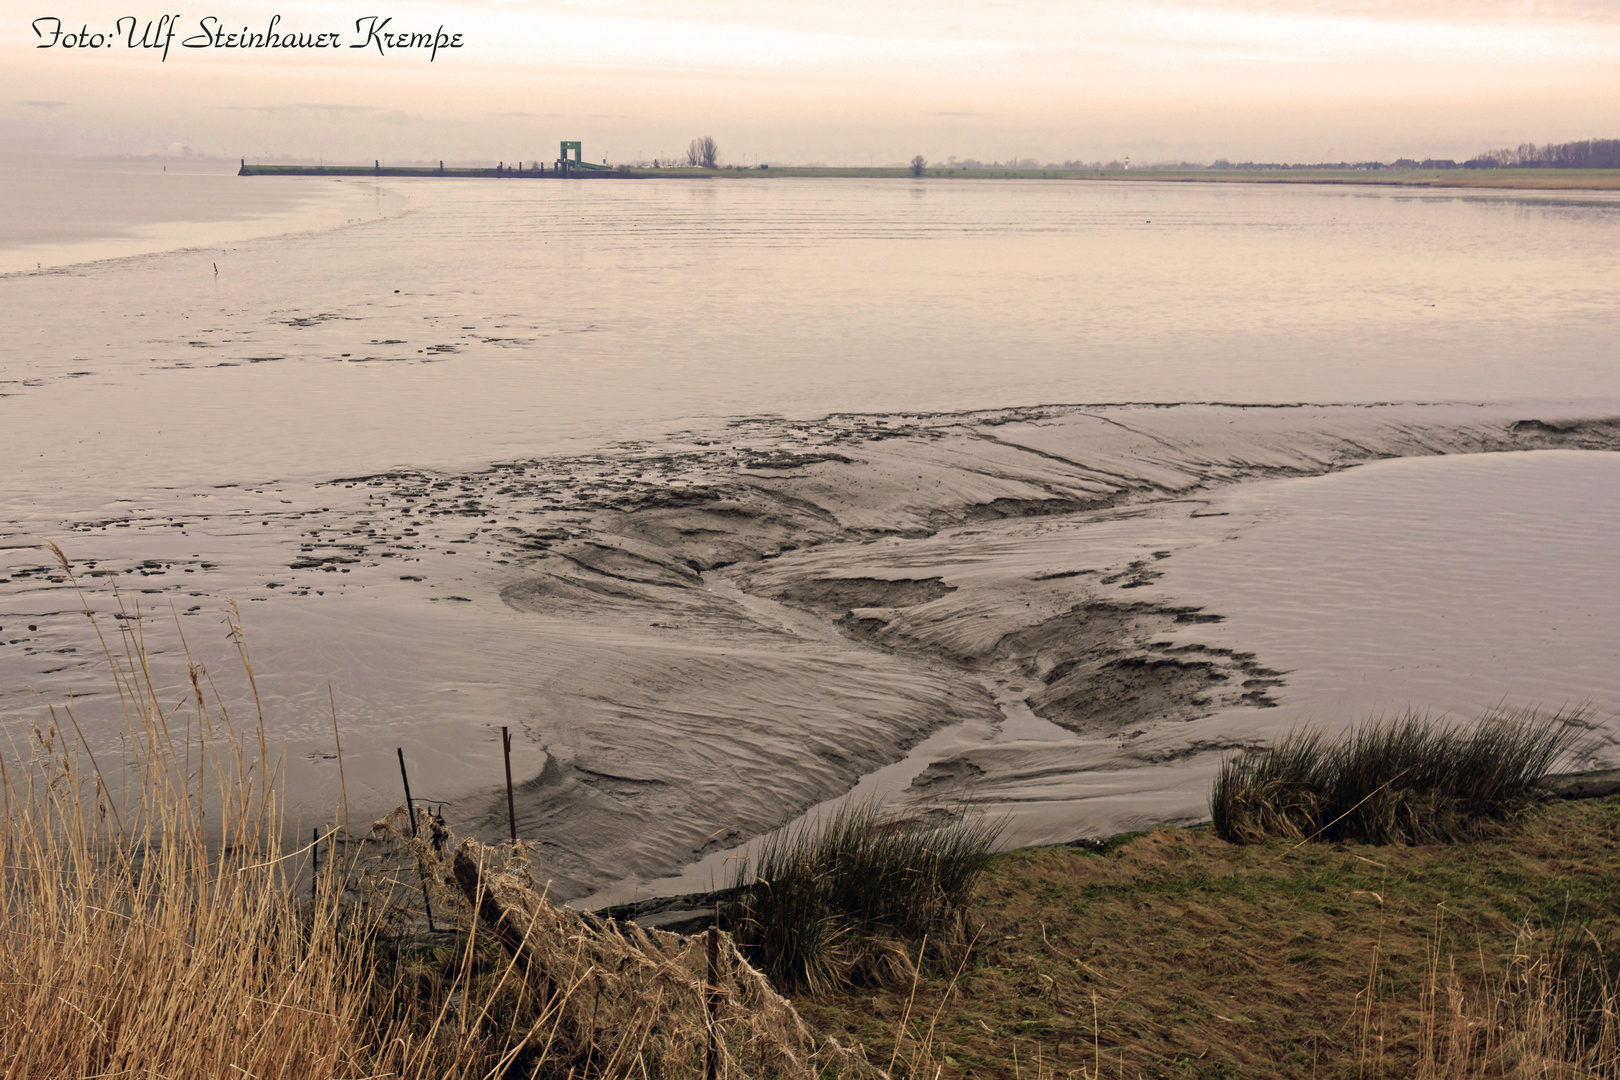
[{"x1": 1158, "y1": 448, "x2": 1620, "y2": 736}]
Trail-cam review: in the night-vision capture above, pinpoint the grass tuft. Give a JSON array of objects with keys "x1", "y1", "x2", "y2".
[
  {"x1": 726, "y1": 799, "x2": 1004, "y2": 993},
  {"x1": 1211, "y1": 706, "x2": 1587, "y2": 845}
]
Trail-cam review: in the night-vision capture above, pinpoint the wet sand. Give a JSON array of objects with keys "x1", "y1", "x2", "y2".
[{"x1": 11, "y1": 400, "x2": 1618, "y2": 900}]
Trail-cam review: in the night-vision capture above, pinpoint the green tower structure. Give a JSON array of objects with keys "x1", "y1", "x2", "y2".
[{"x1": 557, "y1": 141, "x2": 611, "y2": 174}]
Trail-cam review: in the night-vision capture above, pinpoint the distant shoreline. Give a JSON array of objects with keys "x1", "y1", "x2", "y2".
[{"x1": 239, "y1": 162, "x2": 1620, "y2": 190}]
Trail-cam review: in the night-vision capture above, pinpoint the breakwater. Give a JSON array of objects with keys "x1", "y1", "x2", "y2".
[
  {"x1": 238, "y1": 159, "x2": 637, "y2": 178},
  {"x1": 236, "y1": 162, "x2": 1620, "y2": 186}
]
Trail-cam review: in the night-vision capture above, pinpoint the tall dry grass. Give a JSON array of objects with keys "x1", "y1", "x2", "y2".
[
  {"x1": 0, "y1": 546, "x2": 886, "y2": 1079},
  {"x1": 1394, "y1": 914, "x2": 1620, "y2": 1078},
  {"x1": 2, "y1": 577, "x2": 388, "y2": 1074},
  {"x1": 0, "y1": 545, "x2": 538, "y2": 1077}
]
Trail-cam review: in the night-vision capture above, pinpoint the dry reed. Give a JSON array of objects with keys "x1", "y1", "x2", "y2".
[{"x1": 1398, "y1": 915, "x2": 1620, "y2": 1078}]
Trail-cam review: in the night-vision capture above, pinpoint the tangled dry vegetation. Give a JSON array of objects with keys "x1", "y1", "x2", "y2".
[
  {"x1": 0, "y1": 735, "x2": 883, "y2": 1078},
  {"x1": 0, "y1": 547, "x2": 887, "y2": 1079}
]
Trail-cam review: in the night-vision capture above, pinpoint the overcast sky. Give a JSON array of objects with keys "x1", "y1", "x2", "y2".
[{"x1": 5, "y1": 0, "x2": 1618, "y2": 164}]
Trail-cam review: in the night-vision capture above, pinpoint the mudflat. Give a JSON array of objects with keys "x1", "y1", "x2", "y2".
[
  {"x1": 9, "y1": 401, "x2": 1618, "y2": 903},
  {"x1": 408, "y1": 401, "x2": 1618, "y2": 901}
]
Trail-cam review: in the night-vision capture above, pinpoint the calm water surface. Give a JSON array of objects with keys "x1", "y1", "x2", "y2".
[
  {"x1": 4, "y1": 169, "x2": 1619, "y2": 506},
  {"x1": 0, "y1": 155, "x2": 383, "y2": 275},
  {"x1": 1160, "y1": 450, "x2": 1620, "y2": 729}
]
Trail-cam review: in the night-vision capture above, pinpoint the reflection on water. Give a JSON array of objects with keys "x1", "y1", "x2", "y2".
[
  {"x1": 1157, "y1": 449, "x2": 1620, "y2": 732},
  {"x1": 4, "y1": 176, "x2": 1620, "y2": 506}
]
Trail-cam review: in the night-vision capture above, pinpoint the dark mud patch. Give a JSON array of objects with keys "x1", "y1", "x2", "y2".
[
  {"x1": 1510, "y1": 418, "x2": 1620, "y2": 445},
  {"x1": 1037, "y1": 654, "x2": 1238, "y2": 730},
  {"x1": 1537, "y1": 768, "x2": 1620, "y2": 800},
  {"x1": 991, "y1": 602, "x2": 1283, "y2": 731},
  {"x1": 1100, "y1": 559, "x2": 1165, "y2": 588},
  {"x1": 615, "y1": 495, "x2": 841, "y2": 571},
  {"x1": 993, "y1": 602, "x2": 1199, "y2": 670},
  {"x1": 740, "y1": 450, "x2": 854, "y2": 470},
  {"x1": 500, "y1": 569, "x2": 668, "y2": 609},
  {"x1": 909, "y1": 757, "x2": 987, "y2": 791},
  {"x1": 942, "y1": 497, "x2": 1100, "y2": 527},
  {"x1": 763, "y1": 576, "x2": 958, "y2": 618},
  {"x1": 554, "y1": 539, "x2": 700, "y2": 588},
  {"x1": 279, "y1": 312, "x2": 357, "y2": 328}
]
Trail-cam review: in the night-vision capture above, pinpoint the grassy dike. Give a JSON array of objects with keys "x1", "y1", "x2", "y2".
[
  {"x1": 793, "y1": 795, "x2": 1620, "y2": 1079},
  {"x1": 735, "y1": 167, "x2": 1620, "y2": 189}
]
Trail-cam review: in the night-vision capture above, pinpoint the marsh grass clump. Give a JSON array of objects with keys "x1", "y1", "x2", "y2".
[
  {"x1": 1211, "y1": 706, "x2": 1586, "y2": 845},
  {"x1": 726, "y1": 800, "x2": 1003, "y2": 993}
]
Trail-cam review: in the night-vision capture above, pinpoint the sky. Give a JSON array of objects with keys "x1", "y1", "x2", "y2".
[{"x1": 4, "y1": 0, "x2": 1619, "y2": 165}]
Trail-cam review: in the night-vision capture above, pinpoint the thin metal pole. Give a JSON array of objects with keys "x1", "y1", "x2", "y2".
[
  {"x1": 396, "y1": 747, "x2": 435, "y2": 930},
  {"x1": 397, "y1": 747, "x2": 417, "y2": 838},
  {"x1": 502, "y1": 726, "x2": 517, "y2": 842}
]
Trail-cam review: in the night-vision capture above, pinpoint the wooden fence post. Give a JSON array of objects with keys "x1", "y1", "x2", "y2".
[
  {"x1": 503, "y1": 726, "x2": 517, "y2": 842},
  {"x1": 706, "y1": 925, "x2": 722, "y2": 1080}
]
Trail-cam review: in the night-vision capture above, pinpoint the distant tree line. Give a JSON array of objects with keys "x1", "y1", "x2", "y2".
[
  {"x1": 1199, "y1": 137, "x2": 1619, "y2": 172},
  {"x1": 1462, "y1": 139, "x2": 1620, "y2": 169},
  {"x1": 1209, "y1": 159, "x2": 1390, "y2": 171},
  {"x1": 932, "y1": 137, "x2": 1617, "y2": 173},
  {"x1": 691, "y1": 136, "x2": 1617, "y2": 174}
]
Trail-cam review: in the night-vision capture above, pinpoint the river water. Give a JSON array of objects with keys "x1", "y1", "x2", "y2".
[
  {"x1": 4, "y1": 158, "x2": 1619, "y2": 890},
  {"x1": 6, "y1": 162, "x2": 1620, "y2": 502}
]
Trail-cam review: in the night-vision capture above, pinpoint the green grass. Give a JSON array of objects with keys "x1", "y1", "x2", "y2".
[
  {"x1": 725, "y1": 800, "x2": 1004, "y2": 993},
  {"x1": 1210, "y1": 707, "x2": 1585, "y2": 846},
  {"x1": 797, "y1": 798, "x2": 1620, "y2": 1079}
]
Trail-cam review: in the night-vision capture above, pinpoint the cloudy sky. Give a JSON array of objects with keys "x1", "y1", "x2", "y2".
[{"x1": 5, "y1": 0, "x2": 1619, "y2": 164}]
